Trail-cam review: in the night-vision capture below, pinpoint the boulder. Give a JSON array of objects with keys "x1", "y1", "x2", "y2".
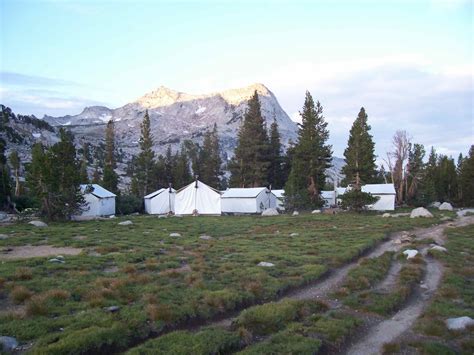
[
  {"x1": 258, "y1": 261, "x2": 275, "y2": 267},
  {"x1": 106, "y1": 306, "x2": 120, "y2": 313},
  {"x1": 48, "y1": 258, "x2": 65, "y2": 264},
  {"x1": 445, "y1": 316, "x2": 474, "y2": 330},
  {"x1": 410, "y1": 207, "x2": 433, "y2": 218},
  {"x1": 0, "y1": 234, "x2": 9, "y2": 240},
  {"x1": 261, "y1": 208, "x2": 279, "y2": 216},
  {"x1": 430, "y1": 201, "x2": 441, "y2": 208},
  {"x1": 118, "y1": 220, "x2": 133, "y2": 226},
  {"x1": 439, "y1": 202, "x2": 453, "y2": 211},
  {"x1": 109, "y1": 215, "x2": 116, "y2": 219},
  {"x1": 292, "y1": 211, "x2": 299, "y2": 216},
  {"x1": 0, "y1": 336, "x2": 18, "y2": 352},
  {"x1": 169, "y1": 233, "x2": 181, "y2": 237},
  {"x1": 312, "y1": 209, "x2": 321, "y2": 214},
  {"x1": 403, "y1": 249, "x2": 419, "y2": 259},
  {"x1": 430, "y1": 245, "x2": 448, "y2": 252},
  {"x1": 29, "y1": 220, "x2": 48, "y2": 227},
  {"x1": 382, "y1": 213, "x2": 391, "y2": 218},
  {"x1": 457, "y1": 209, "x2": 474, "y2": 217},
  {"x1": 199, "y1": 235, "x2": 213, "y2": 240},
  {"x1": 289, "y1": 233, "x2": 299, "y2": 237}
]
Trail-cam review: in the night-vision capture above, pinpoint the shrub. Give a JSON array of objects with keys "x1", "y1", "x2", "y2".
[
  {"x1": 116, "y1": 195, "x2": 143, "y2": 215},
  {"x1": 10, "y1": 285, "x2": 33, "y2": 304},
  {"x1": 26, "y1": 295, "x2": 48, "y2": 316},
  {"x1": 14, "y1": 267, "x2": 33, "y2": 280}
]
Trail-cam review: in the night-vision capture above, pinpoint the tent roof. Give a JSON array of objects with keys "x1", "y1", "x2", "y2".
[
  {"x1": 362, "y1": 184, "x2": 396, "y2": 194},
  {"x1": 80, "y1": 184, "x2": 116, "y2": 198},
  {"x1": 144, "y1": 187, "x2": 176, "y2": 200},
  {"x1": 176, "y1": 180, "x2": 221, "y2": 195},
  {"x1": 336, "y1": 187, "x2": 347, "y2": 195},
  {"x1": 321, "y1": 190, "x2": 335, "y2": 199},
  {"x1": 222, "y1": 187, "x2": 269, "y2": 198},
  {"x1": 272, "y1": 189, "x2": 285, "y2": 198}
]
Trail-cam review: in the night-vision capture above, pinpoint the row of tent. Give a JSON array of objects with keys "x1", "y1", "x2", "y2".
[{"x1": 77, "y1": 181, "x2": 396, "y2": 218}]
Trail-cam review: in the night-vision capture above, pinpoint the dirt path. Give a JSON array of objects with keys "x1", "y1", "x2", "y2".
[
  {"x1": 346, "y1": 258, "x2": 443, "y2": 355},
  {"x1": 0, "y1": 245, "x2": 82, "y2": 260},
  {"x1": 375, "y1": 260, "x2": 402, "y2": 292}
]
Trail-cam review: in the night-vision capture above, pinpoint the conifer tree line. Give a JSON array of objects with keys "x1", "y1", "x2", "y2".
[{"x1": 1, "y1": 91, "x2": 472, "y2": 219}]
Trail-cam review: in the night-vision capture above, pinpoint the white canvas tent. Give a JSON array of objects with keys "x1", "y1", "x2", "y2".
[
  {"x1": 362, "y1": 184, "x2": 396, "y2": 211},
  {"x1": 77, "y1": 184, "x2": 116, "y2": 217},
  {"x1": 174, "y1": 180, "x2": 221, "y2": 215},
  {"x1": 221, "y1": 187, "x2": 276, "y2": 214},
  {"x1": 144, "y1": 187, "x2": 176, "y2": 215},
  {"x1": 272, "y1": 189, "x2": 285, "y2": 211}
]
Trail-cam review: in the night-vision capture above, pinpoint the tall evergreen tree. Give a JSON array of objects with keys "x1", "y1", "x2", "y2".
[
  {"x1": 229, "y1": 91, "x2": 270, "y2": 187},
  {"x1": 200, "y1": 124, "x2": 223, "y2": 188},
  {"x1": 172, "y1": 144, "x2": 192, "y2": 188},
  {"x1": 341, "y1": 107, "x2": 377, "y2": 187},
  {"x1": 9, "y1": 150, "x2": 21, "y2": 197},
  {"x1": 436, "y1": 155, "x2": 458, "y2": 202},
  {"x1": 132, "y1": 110, "x2": 155, "y2": 197},
  {"x1": 284, "y1": 92, "x2": 332, "y2": 209},
  {"x1": 78, "y1": 142, "x2": 89, "y2": 184},
  {"x1": 268, "y1": 119, "x2": 285, "y2": 189},
  {"x1": 102, "y1": 120, "x2": 119, "y2": 193},
  {"x1": 419, "y1": 146, "x2": 438, "y2": 204},
  {"x1": 406, "y1": 143, "x2": 425, "y2": 205},
  {"x1": 458, "y1": 145, "x2": 474, "y2": 206}
]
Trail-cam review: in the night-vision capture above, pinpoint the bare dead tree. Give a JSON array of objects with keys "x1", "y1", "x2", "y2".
[{"x1": 388, "y1": 131, "x2": 411, "y2": 205}]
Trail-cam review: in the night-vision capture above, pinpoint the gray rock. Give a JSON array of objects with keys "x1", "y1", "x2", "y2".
[
  {"x1": 430, "y1": 245, "x2": 448, "y2": 252},
  {"x1": 0, "y1": 212, "x2": 8, "y2": 221},
  {"x1": 118, "y1": 220, "x2": 133, "y2": 226},
  {"x1": 109, "y1": 215, "x2": 116, "y2": 219},
  {"x1": 0, "y1": 234, "x2": 9, "y2": 240},
  {"x1": 312, "y1": 209, "x2": 321, "y2": 214},
  {"x1": 261, "y1": 208, "x2": 279, "y2": 216},
  {"x1": 289, "y1": 233, "x2": 299, "y2": 237},
  {"x1": 430, "y1": 201, "x2": 441, "y2": 208},
  {"x1": 456, "y1": 209, "x2": 474, "y2": 217},
  {"x1": 445, "y1": 316, "x2": 474, "y2": 330},
  {"x1": 292, "y1": 211, "x2": 299, "y2": 216},
  {"x1": 410, "y1": 207, "x2": 434, "y2": 218},
  {"x1": 0, "y1": 336, "x2": 18, "y2": 352},
  {"x1": 382, "y1": 213, "x2": 391, "y2": 218},
  {"x1": 158, "y1": 215, "x2": 168, "y2": 219},
  {"x1": 106, "y1": 306, "x2": 120, "y2": 313},
  {"x1": 403, "y1": 249, "x2": 418, "y2": 259},
  {"x1": 29, "y1": 220, "x2": 48, "y2": 227},
  {"x1": 48, "y1": 258, "x2": 65, "y2": 264},
  {"x1": 169, "y1": 233, "x2": 181, "y2": 237},
  {"x1": 258, "y1": 261, "x2": 275, "y2": 267},
  {"x1": 199, "y1": 235, "x2": 213, "y2": 240},
  {"x1": 439, "y1": 202, "x2": 453, "y2": 211}
]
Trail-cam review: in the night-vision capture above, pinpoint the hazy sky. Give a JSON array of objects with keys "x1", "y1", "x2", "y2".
[{"x1": 1, "y1": 0, "x2": 472, "y2": 160}]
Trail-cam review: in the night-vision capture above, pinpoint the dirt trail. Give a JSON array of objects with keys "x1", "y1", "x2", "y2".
[
  {"x1": 346, "y1": 259, "x2": 443, "y2": 355},
  {"x1": 0, "y1": 245, "x2": 82, "y2": 260},
  {"x1": 375, "y1": 261, "x2": 402, "y2": 292}
]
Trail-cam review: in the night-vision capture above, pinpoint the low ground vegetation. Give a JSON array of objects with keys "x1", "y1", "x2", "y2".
[{"x1": 0, "y1": 211, "x2": 451, "y2": 353}]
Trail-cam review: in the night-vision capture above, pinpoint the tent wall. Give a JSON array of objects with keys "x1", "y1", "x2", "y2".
[
  {"x1": 367, "y1": 194, "x2": 395, "y2": 211},
  {"x1": 145, "y1": 191, "x2": 175, "y2": 214},
  {"x1": 80, "y1": 195, "x2": 115, "y2": 217},
  {"x1": 175, "y1": 182, "x2": 221, "y2": 215},
  {"x1": 221, "y1": 190, "x2": 276, "y2": 214},
  {"x1": 98, "y1": 197, "x2": 116, "y2": 216}
]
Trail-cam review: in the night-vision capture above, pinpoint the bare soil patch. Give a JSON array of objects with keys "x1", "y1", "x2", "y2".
[{"x1": 0, "y1": 245, "x2": 82, "y2": 260}]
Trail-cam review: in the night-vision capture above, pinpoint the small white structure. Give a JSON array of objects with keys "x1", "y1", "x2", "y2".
[
  {"x1": 144, "y1": 187, "x2": 176, "y2": 215},
  {"x1": 321, "y1": 190, "x2": 336, "y2": 207},
  {"x1": 174, "y1": 180, "x2": 221, "y2": 215},
  {"x1": 221, "y1": 187, "x2": 276, "y2": 214},
  {"x1": 272, "y1": 189, "x2": 286, "y2": 211},
  {"x1": 78, "y1": 184, "x2": 116, "y2": 217},
  {"x1": 362, "y1": 184, "x2": 396, "y2": 211}
]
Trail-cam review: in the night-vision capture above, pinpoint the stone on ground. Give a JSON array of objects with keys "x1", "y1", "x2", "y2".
[
  {"x1": 456, "y1": 209, "x2": 474, "y2": 217},
  {"x1": 258, "y1": 261, "x2": 275, "y2": 267},
  {"x1": 438, "y1": 202, "x2": 453, "y2": 211},
  {"x1": 48, "y1": 258, "x2": 65, "y2": 264},
  {"x1": 169, "y1": 233, "x2": 181, "y2": 237},
  {"x1": 410, "y1": 207, "x2": 433, "y2": 218},
  {"x1": 312, "y1": 209, "x2": 321, "y2": 214},
  {"x1": 106, "y1": 306, "x2": 120, "y2": 313},
  {"x1": 29, "y1": 220, "x2": 48, "y2": 227},
  {"x1": 199, "y1": 235, "x2": 213, "y2": 240},
  {"x1": 382, "y1": 213, "x2": 391, "y2": 218},
  {"x1": 445, "y1": 316, "x2": 474, "y2": 330},
  {"x1": 292, "y1": 211, "x2": 299, "y2": 216},
  {"x1": 0, "y1": 234, "x2": 9, "y2": 240},
  {"x1": 430, "y1": 201, "x2": 441, "y2": 208},
  {"x1": 430, "y1": 245, "x2": 448, "y2": 252},
  {"x1": 118, "y1": 220, "x2": 133, "y2": 226},
  {"x1": 0, "y1": 336, "x2": 18, "y2": 352},
  {"x1": 289, "y1": 233, "x2": 299, "y2": 237},
  {"x1": 403, "y1": 249, "x2": 419, "y2": 259},
  {"x1": 261, "y1": 208, "x2": 279, "y2": 216}
]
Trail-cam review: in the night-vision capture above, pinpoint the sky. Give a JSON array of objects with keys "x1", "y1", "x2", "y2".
[{"x1": 0, "y1": 0, "x2": 472, "y2": 161}]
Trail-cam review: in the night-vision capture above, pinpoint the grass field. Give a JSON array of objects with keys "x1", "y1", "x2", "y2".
[{"x1": 0, "y1": 211, "x2": 452, "y2": 353}]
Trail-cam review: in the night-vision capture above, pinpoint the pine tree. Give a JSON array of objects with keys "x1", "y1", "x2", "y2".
[
  {"x1": 419, "y1": 147, "x2": 438, "y2": 204},
  {"x1": 458, "y1": 145, "x2": 474, "y2": 206},
  {"x1": 102, "y1": 120, "x2": 119, "y2": 194},
  {"x1": 341, "y1": 107, "x2": 377, "y2": 187},
  {"x1": 200, "y1": 124, "x2": 223, "y2": 189},
  {"x1": 406, "y1": 143, "x2": 425, "y2": 205},
  {"x1": 229, "y1": 91, "x2": 270, "y2": 187},
  {"x1": 284, "y1": 92, "x2": 332, "y2": 209},
  {"x1": 132, "y1": 110, "x2": 155, "y2": 197},
  {"x1": 9, "y1": 150, "x2": 21, "y2": 197},
  {"x1": 172, "y1": 144, "x2": 192, "y2": 188},
  {"x1": 436, "y1": 155, "x2": 458, "y2": 202},
  {"x1": 268, "y1": 119, "x2": 285, "y2": 189}
]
